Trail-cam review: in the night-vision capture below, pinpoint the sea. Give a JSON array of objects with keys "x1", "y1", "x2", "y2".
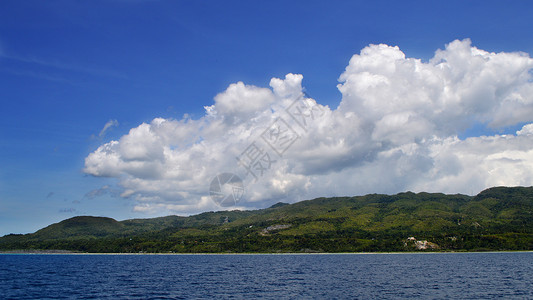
[{"x1": 1, "y1": 252, "x2": 532, "y2": 299}]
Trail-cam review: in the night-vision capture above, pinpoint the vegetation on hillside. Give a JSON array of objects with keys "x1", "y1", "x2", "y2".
[{"x1": 1, "y1": 186, "x2": 532, "y2": 253}]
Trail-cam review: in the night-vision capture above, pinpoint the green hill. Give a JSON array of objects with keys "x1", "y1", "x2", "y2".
[{"x1": 1, "y1": 186, "x2": 532, "y2": 253}]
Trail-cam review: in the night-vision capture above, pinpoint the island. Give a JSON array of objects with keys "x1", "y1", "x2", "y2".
[{"x1": 1, "y1": 186, "x2": 532, "y2": 253}]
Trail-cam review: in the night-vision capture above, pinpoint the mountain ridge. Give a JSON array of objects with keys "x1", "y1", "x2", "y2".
[{"x1": 1, "y1": 186, "x2": 532, "y2": 253}]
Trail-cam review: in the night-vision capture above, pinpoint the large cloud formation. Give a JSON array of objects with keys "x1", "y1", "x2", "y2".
[{"x1": 84, "y1": 39, "x2": 533, "y2": 215}]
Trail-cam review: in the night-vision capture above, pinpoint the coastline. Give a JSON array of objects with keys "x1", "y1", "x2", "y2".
[{"x1": 2, "y1": 250, "x2": 533, "y2": 255}]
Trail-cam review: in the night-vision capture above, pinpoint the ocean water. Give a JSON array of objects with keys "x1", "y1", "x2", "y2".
[{"x1": 1, "y1": 252, "x2": 532, "y2": 299}]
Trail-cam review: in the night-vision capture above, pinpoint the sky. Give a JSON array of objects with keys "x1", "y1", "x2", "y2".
[{"x1": 1, "y1": 1, "x2": 533, "y2": 236}]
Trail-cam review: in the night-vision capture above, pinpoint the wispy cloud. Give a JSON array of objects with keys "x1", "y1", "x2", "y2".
[
  {"x1": 84, "y1": 185, "x2": 121, "y2": 200},
  {"x1": 0, "y1": 67, "x2": 72, "y2": 83},
  {"x1": 1, "y1": 53, "x2": 127, "y2": 80},
  {"x1": 99, "y1": 119, "x2": 119, "y2": 138},
  {"x1": 59, "y1": 208, "x2": 78, "y2": 213}
]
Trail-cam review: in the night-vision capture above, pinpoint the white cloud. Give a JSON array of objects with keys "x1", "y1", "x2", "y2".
[
  {"x1": 205, "y1": 81, "x2": 276, "y2": 124},
  {"x1": 517, "y1": 123, "x2": 533, "y2": 136},
  {"x1": 99, "y1": 119, "x2": 119, "y2": 138},
  {"x1": 84, "y1": 40, "x2": 533, "y2": 216}
]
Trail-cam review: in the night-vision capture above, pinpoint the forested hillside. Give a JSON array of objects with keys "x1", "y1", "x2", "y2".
[{"x1": 1, "y1": 186, "x2": 532, "y2": 253}]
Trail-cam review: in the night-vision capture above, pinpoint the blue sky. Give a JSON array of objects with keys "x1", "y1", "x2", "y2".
[{"x1": 2, "y1": 0, "x2": 533, "y2": 236}]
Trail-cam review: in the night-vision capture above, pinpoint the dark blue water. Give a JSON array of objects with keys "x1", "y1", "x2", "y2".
[{"x1": 1, "y1": 252, "x2": 532, "y2": 299}]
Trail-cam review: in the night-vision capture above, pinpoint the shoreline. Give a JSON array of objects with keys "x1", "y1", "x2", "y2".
[{"x1": 2, "y1": 250, "x2": 532, "y2": 255}]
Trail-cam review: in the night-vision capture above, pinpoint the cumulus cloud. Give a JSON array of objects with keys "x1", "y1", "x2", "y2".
[
  {"x1": 84, "y1": 39, "x2": 533, "y2": 216},
  {"x1": 517, "y1": 124, "x2": 533, "y2": 136},
  {"x1": 206, "y1": 81, "x2": 276, "y2": 124}
]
